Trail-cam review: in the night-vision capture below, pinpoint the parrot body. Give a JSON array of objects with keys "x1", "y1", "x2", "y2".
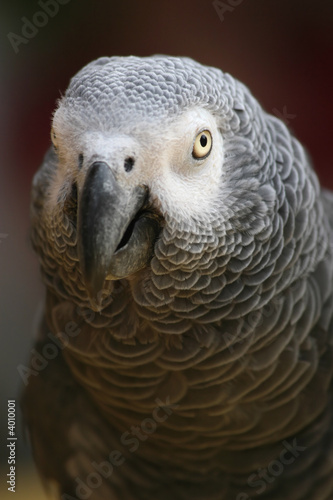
[{"x1": 22, "y1": 56, "x2": 333, "y2": 499}]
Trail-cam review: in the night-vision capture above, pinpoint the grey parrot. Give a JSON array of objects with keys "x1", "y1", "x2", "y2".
[{"x1": 21, "y1": 55, "x2": 333, "y2": 500}]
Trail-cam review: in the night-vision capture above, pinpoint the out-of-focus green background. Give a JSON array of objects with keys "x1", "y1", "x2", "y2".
[{"x1": 1, "y1": 0, "x2": 333, "y2": 498}]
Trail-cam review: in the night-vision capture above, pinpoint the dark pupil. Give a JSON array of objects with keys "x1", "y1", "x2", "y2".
[{"x1": 200, "y1": 134, "x2": 207, "y2": 147}]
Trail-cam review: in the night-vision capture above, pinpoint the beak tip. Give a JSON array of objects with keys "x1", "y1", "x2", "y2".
[
  {"x1": 80, "y1": 263, "x2": 107, "y2": 311},
  {"x1": 86, "y1": 284, "x2": 105, "y2": 313},
  {"x1": 88, "y1": 296, "x2": 103, "y2": 313}
]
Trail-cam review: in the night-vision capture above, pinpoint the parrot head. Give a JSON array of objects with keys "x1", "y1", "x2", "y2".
[{"x1": 34, "y1": 56, "x2": 281, "y2": 311}]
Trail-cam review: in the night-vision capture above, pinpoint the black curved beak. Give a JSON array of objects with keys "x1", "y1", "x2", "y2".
[{"x1": 78, "y1": 161, "x2": 159, "y2": 302}]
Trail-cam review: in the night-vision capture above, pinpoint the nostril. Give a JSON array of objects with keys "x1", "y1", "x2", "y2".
[
  {"x1": 124, "y1": 157, "x2": 135, "y2": 172},
  {"x1": 78, "y1": 154, "x2": 84, "y2": 169}
]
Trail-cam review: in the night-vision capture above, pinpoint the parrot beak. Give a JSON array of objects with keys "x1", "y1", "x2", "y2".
[{"x1": 77, "y1": 161, "x2": 160, "y2": 303}]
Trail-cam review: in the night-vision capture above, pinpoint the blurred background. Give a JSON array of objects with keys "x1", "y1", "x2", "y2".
[{"x1": 1, "y1": 0, "x2": 333, "y2": 497}]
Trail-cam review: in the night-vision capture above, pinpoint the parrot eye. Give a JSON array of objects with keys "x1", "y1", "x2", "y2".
[
  {"x1": 51, "y1": 128, "x2": 58, "y2": 150},
  {"x1": 192, "y1": 130, "x2": 212, "y2": 159}
]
